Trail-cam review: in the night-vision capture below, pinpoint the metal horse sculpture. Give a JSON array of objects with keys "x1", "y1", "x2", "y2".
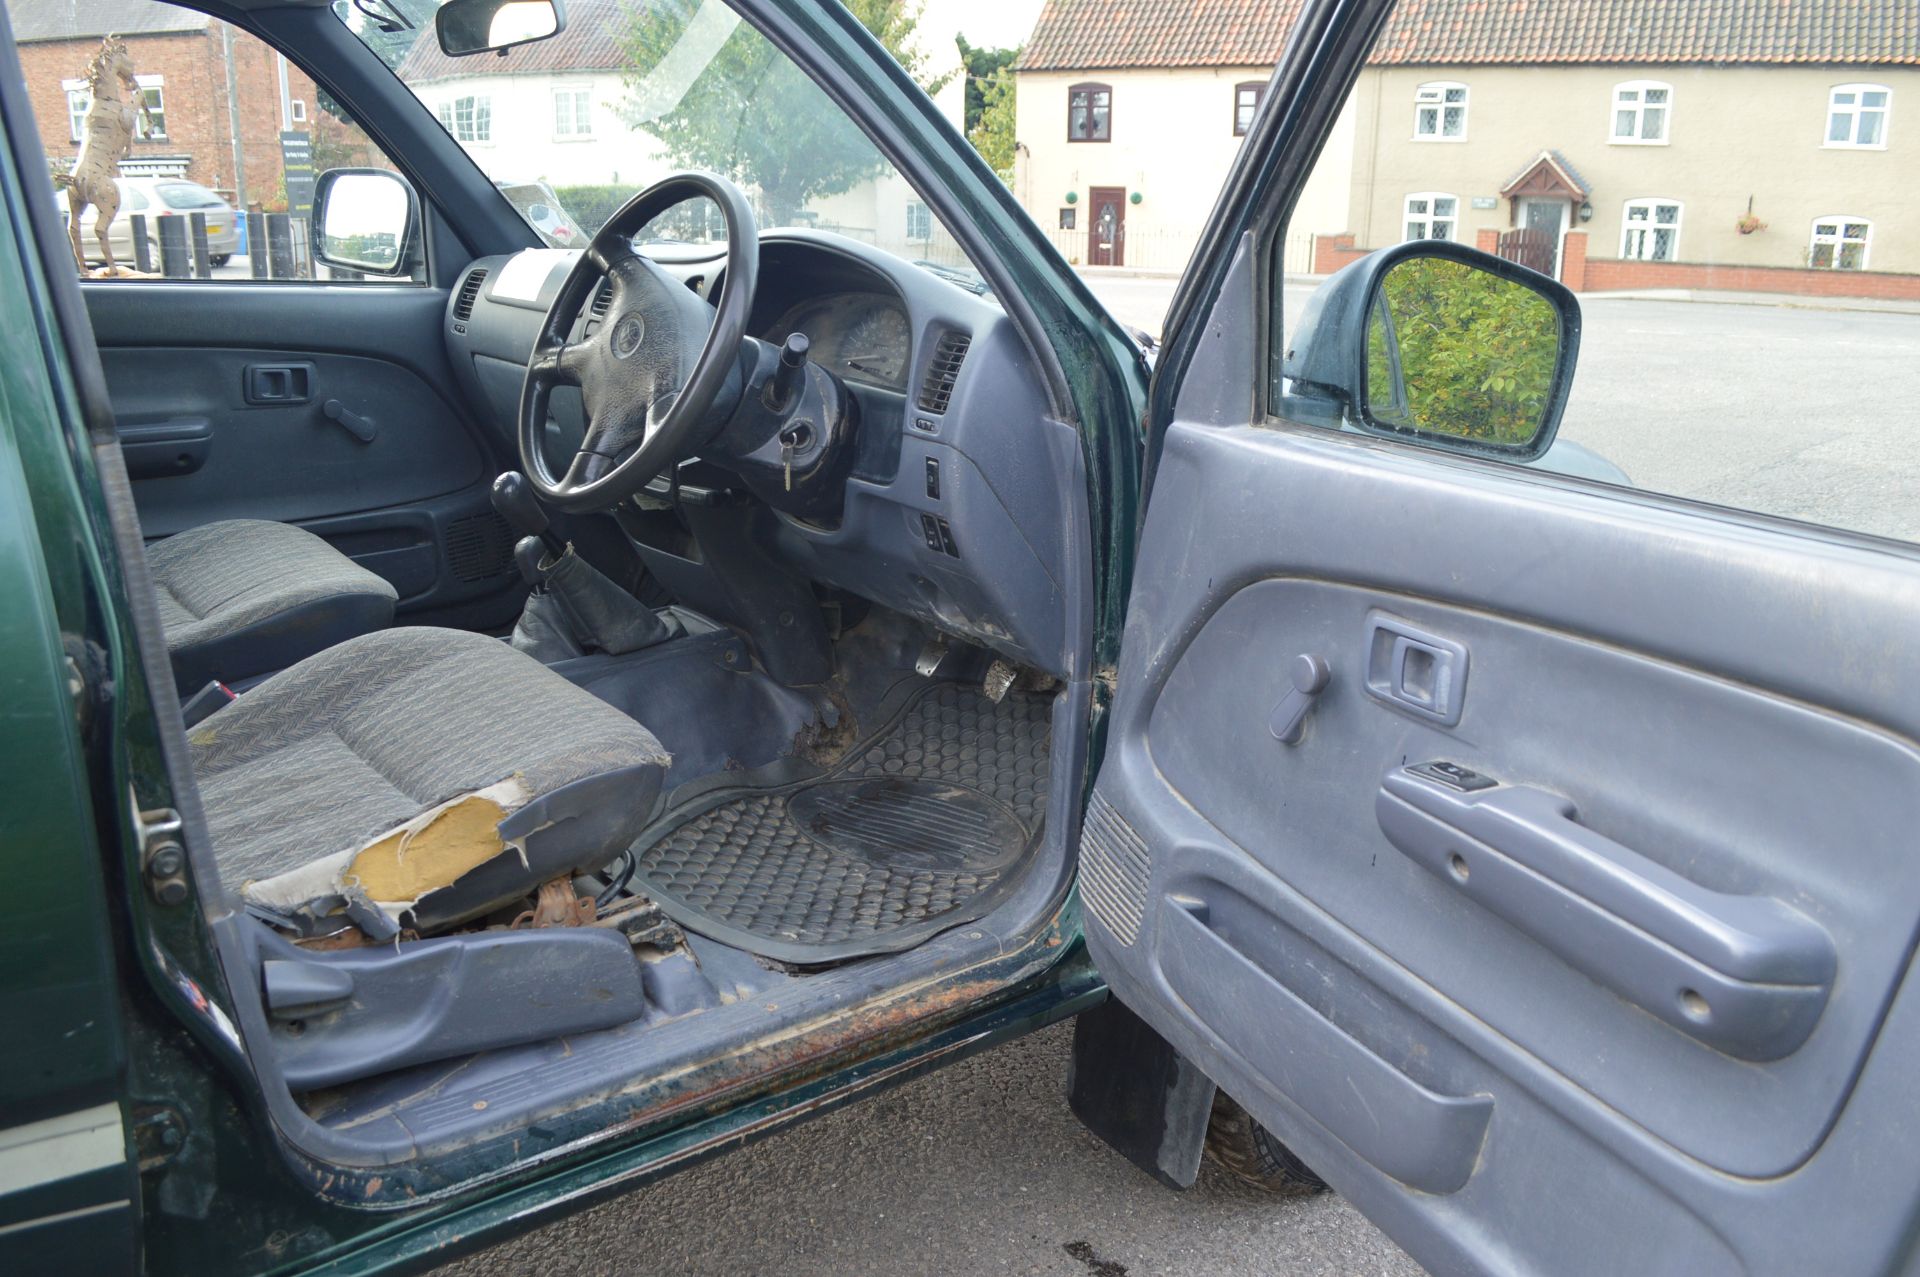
[{"x1": 55, "y1": 35, "x2": 150, "y2": 274}]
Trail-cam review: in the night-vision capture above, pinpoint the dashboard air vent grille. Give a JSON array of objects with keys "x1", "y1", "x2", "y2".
[
  {"x1": 589, "y1": 280, "x2": 613, "y2": 318},
  {"x1": 916, "y1": 331, "x2": 971, "y2": 415},
  {"x1": 452, "y1": 268, "x2": 487, "y2": 322}
]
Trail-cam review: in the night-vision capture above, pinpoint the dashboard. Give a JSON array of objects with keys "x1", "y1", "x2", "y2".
[
  {"x1": 439, "y1": 231, "x2": 1085, "y2": 677},
  {"x1": 765, "y1": 294, "x2": 912, "y2": 391}
]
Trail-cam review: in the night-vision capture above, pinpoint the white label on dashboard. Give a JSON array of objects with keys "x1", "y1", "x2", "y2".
[{"x1": 490, "y1": 249, "x2": 581, "y2": 304}]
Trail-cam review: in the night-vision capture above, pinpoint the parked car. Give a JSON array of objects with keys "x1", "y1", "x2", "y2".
[
  {"x1": 70, "y1": 176, "x2": 240, "y2": 266},
  {"x1": 1, "y1": 0, "x2": 1913, "y2": 1274}
]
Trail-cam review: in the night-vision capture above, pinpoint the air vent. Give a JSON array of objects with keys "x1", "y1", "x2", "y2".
[
  {"x1": 589, "y1": 280, "x2": 613, "y2": 317},
  {"x1": 445, "y1": 510, "x2": 515, "y2": 583},
  {"x1": 452, "y1": 267, "x2": 487, "y2": 322},
  {"x1": 916, "y1": 331, "x2": 971, "y2": 415}
]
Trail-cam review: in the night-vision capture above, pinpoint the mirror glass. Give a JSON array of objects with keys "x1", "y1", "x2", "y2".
[
  {"x1": 437, "y1": 0, "x2": 560, "y2": 56},
  {"x1": 1364, "y1": 255, "x2": 1561, "y2": 449},
  {"x1": 318, "y1": 171, "x2": 410, "y2": 272}
]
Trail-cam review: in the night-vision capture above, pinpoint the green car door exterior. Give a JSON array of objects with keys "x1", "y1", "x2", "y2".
[{"x1": 0, "y1": 2, "x2": 1149, "y2": 1273}]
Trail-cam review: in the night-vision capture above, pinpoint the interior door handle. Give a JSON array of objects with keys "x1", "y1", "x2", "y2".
[{"x1": 1376, "y1": 765, "x2": 1835, "y2": 1061}]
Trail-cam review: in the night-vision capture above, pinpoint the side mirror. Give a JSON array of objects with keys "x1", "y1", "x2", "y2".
[
  {"x1": 311, "y1": 169, "x2": 417, "y2": 276},
  {"x1": 436, "y1": 0, "x2": 564, "y2": 56},
  {"x1": 1281, "y1": 241, "x2": 1580, "y2": 461}
]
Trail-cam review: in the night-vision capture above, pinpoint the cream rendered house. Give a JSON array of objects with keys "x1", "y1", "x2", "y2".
[
  {"x1": 1016, "y1": 0, "x2": 1919, "y2": 298},
  {"x1": 1012, "y1": 0, "x2": 1350, "y2": 272}
]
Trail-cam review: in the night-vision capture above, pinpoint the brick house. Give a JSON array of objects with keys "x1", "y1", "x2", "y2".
[
  {"x1": 1015, "y1": 0, "x2": 1920, "y2": 299},
  {"x1": 7, "y1": 0, "x2": 326, "y2": 211}
]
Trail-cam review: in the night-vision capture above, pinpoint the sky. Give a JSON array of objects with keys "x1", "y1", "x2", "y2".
[{"x1": 924, "y1": 0, "x2": 1045, "y2": 51}]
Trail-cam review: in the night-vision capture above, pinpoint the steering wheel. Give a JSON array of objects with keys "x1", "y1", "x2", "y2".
[{"x1": 518, "y1": 172, "x2": 759, "y2": 513}]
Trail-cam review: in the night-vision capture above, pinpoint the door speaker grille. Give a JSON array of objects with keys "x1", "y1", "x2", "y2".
[
  {"x1": 445, "y1": 511, "x2": 514, "y2": 582},
  {"x1": 1079, "y1": 792, "x2": 1150, "y2": 945}
]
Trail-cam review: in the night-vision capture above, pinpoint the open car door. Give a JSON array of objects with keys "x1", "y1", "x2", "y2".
[{"x1": 1081, "y1": 1, "x2": 1920, "y2": 1273}]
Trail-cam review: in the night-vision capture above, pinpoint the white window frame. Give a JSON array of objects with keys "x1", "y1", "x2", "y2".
[
  {"x1": 1825, "y1": 83, "x2": 1890, "y2": 149},
  {"x1": 1619, "y1": 198, "x2": 1683, "y2": 262},
  {"x1": 553, "y1": 86, "x2": 592, "y2": 139},
  {"x1": 1403, "y1": 192, "x2": 1459, "y2": 242},
  {"x1": 444, "y1": 95, "x2": 491, "y2": 143},
  {"x1": 905, "y1": 200, "x2": 932, "y2": 241},
  {"x1": 1808, "y1": 216, "x2": 1872, "y2": 271},
  {"x1": 290, "y1": 97, "x2": 308, "y2": 124},
  {"x1": 1610, "y1": 79, "x2": 1672, "y2": 144},
  {"x1": 1413, "y1": 81, "x2": 1469, "y2": 140},
  {"x1": 64, "y1": 74, "x2": 166, "y2": 141}
]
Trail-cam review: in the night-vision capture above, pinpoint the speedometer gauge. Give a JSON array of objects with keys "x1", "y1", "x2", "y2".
[{"x1": 839, "y1": 305, "x2": 911, "y2": 388}]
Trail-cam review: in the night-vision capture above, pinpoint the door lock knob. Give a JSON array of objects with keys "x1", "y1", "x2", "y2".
[{"x1": 1268, "y1": 653, "x2": 1332, "y2": 745}]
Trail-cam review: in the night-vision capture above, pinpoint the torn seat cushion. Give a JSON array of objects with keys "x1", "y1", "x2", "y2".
[
  {"x1": 148, "y1": 518, "x2": 399, "y2": 689},
  {"x1": 188, "y1": 626, "x2": 669, "y2": 932}
]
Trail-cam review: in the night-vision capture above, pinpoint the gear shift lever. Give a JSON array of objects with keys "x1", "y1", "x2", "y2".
[{"x1": 492, "y1": 471, "x2": 565, "y2": 557}]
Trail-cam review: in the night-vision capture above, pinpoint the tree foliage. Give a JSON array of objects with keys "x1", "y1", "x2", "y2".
[
  {"x1": 619, "y1": 0, "x2": 949, "y2": 225},
  {"x1": 1365, "y1": 257, "x2": 1561, "y2": 445},
  {"x1": 968, "y1": 65, "x2": 1016, "y2": 183},
  {"x1": 955, "y1": 36, "x2": 1018, "y2": 132}
]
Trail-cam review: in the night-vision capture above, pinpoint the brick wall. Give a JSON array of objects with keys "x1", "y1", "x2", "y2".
[
  {"x1": 19, "y1": 23, "x2": 325, "y2": 210},
  {"x1": 1580, "y1": 255, "x2": 1920, "y2": 300},
  {"x1": 1312, "y1": 232, "x2": 1372, "y2": 275}
]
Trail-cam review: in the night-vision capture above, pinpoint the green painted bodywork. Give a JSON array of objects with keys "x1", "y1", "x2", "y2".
[{"x1": 0, "y1": 2, "x2": 1149, "y2": 1273}]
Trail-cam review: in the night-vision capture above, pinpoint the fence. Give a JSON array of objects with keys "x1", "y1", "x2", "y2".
[{"x1": 97, "y1": 211, "x2": 325, "y2": 280}]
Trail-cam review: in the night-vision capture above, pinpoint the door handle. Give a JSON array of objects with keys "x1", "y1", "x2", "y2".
[{"x1": 1376, "y1": 765, "x2": 1835, "y2": 1061}]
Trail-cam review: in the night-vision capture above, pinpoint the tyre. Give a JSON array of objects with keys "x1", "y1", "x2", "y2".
[
  {"x1": 211, "y1": 253, "x2": 232, "y2": 266},
  {"x1": 1203, "y1": 1090, "x2": 1329, "y2": 1196}
]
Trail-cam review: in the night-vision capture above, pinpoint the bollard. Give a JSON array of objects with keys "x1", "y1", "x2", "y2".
[
  {"x1": 266, "y1": 213, "x2": 294, "y2": 279},
  {"x1": 156, "y1": 215, "x2": 190, "y2": 279},
  {"x1": 246, "y1": 212, "x2": 267, "y2": 279},
  {"x1": 188, "y1": 212, "x2": 212, "y2": 279},
  {"x1": 130, "y1": 214, "x2": 152, "y2": 274}
]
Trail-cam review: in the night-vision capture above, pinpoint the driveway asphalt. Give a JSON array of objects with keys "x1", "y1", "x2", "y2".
[{"x1": 441, "y1": 1021, "x2": 1426, "y2": 1277}]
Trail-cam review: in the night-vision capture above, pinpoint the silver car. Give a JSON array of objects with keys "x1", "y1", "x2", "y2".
[{"x1": 72, "y1": 176, "x2": 241, "y2": 266}]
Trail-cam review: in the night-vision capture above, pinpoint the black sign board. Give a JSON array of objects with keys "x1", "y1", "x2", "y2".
[{"x1": 280, "y1": 130, "x2": 315, "y2": 220}]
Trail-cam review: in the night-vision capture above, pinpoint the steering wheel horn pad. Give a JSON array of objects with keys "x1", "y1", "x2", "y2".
[{"x1": 517, "y1": 172, "x2": 760, "y2": 513}]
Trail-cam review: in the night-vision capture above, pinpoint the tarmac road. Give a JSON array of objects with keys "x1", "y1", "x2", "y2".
[{"x1": 441, "y1": 1021, "x2": 1425, "y2": 1277}]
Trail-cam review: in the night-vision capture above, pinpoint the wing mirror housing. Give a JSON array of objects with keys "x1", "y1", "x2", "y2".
[
  {"x1": 436, "y1": 0, "x2": 565, "y2": 57},
  {"x1": 1280, "y1": 240, "x2": 1581, "y2": 462},
  {"x1": 310, "y1": 168, "x2": 420, "y2": 277}
]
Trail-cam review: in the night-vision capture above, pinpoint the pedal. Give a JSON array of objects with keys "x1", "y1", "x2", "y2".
[{"x1": 915, "y1": 633, "x2": 949, "y2": 678}]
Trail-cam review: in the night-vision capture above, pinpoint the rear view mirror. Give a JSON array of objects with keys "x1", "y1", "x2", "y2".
[
  {"x1": 1282, "y1": 241, "x2": 1581, "y2": 461},
  {"x1": 436, "y1": 0, "x2": 564, "y2": 56},
  {"x1": 311, "y1": 169, "x2": 417, "y2": 276}
]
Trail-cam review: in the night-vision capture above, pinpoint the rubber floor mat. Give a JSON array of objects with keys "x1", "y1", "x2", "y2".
[{"x1": 629, "y1": 682, "x2": 1052, "y2": 963}]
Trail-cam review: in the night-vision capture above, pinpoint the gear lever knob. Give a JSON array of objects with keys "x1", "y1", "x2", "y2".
[
  {"x1": 492, "y1": 471, "x2": 564, "y2": 555},
  {"x1": 513, "y1": 536, "x2": 549, "y2": 587}
]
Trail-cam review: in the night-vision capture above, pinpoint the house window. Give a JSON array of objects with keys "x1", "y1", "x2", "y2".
[
  {"x1": 1403, "y1": 192, "x2": 1458, "y2": 241},
  {"x1": 1826, "y1": 84, "x2": 1890, "y2": 148},
  {"x1": 553, "y1": 87, "x2": 592, "y2": 138},
  {"x1": 906, "y1": 200, "x2": 932, "y2": 240},
  {"x1": 441, "y1": 95, "x2": 492, "y2": 142},
  {"x1": 1413, "y1": 81, "x2": 1468, "y2": 139},
  {"x1": 1620, "y1": 199, "x2": 1683, "y2": 261},
  {"x1": 1058, "y1": 207, "x2": 1076, "y2": 230},
  {"x1": 1234, "y1": 81, "x2": 1265, "y2": 136},
  {"x1": 290, "y1": 98, "x2": 308, "y2": 124},
  {"x1": 65, "y1": 75, "x2": 166, "y2": 141},
  {"x1": 1068, "y1": 82, "x2": 1111, "y2": 142},
  {"x1": 1809, "y1": 217, "x2": 1871, "y2": 270},
  {"x1": 1611, "y1": 80, "x2": 1671, "y2": 143}
]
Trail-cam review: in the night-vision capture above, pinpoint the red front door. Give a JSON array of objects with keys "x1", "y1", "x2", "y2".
[{"x1": 1088, "y1": 187, "x2": 1126, "y2": 267}]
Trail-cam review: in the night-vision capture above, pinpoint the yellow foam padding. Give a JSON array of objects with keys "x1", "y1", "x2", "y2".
[{"x1": 344, "y1": 777, "x2": 531, "y2": 904}]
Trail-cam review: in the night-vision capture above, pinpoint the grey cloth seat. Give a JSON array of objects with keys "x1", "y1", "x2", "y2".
[
  {"x1": 149, "y1": 518, "x2": 399, "y2": 689},
  {"x1": 190, "y1": 626, "x2": 670, "y2": 935}
]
